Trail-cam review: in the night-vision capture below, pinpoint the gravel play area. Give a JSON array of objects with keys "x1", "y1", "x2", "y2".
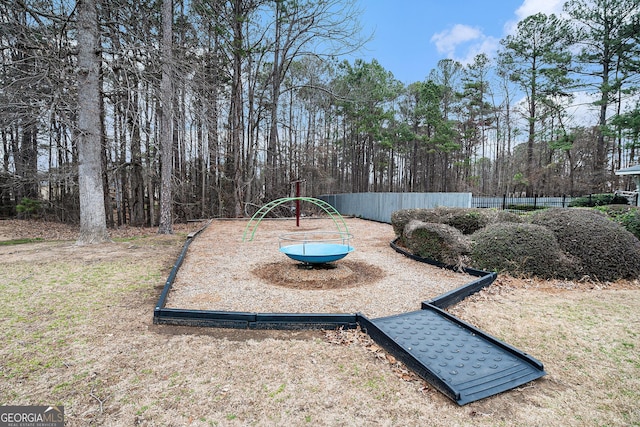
[{"x1": 166, "y1": 217, "x2": 473, "y2": 318}]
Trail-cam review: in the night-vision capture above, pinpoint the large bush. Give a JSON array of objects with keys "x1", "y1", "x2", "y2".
[
  {"x1": 402, "y1": 220, "x2": 470, "y2": 266},
  {"x1": 471, "y1": 223, "x2": 576, "y2": 279},
  {"x1": 391, "y1": 209, "x2": 442, "y2": 237},
  {"x1": 391, "y1": 207, "x2": 521, "y2": 237},
  {"x1": 391, "y1": 206, "x2": 640, "y2": 281},
  {"x1": 530, "y1": 208, "x2": 640, "y2": 281},
  {"x1": 441, "y1": 208, "x2": 490, "y2": 235},
  {"x1": 443, "y1": 208, "x2": 522, "y2": 234}
]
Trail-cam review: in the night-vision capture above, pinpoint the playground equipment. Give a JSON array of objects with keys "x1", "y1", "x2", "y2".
[
  {"x1": 279, "y1": 231, "x2": 354, "y2": 264},
  {"x1": 242, "y1": 197, "x2": 354, "y2": 264},
  {"x1": 242, "y1": 197, "x2": 349, "y2": 241}
]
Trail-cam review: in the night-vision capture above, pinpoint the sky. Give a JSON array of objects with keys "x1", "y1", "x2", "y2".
[{"x1": 356, "y1": 0, "x2": 568, "y2": 84}]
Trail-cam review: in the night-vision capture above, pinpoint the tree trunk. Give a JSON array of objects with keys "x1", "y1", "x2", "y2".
[
  {"x1": 76, "y1": 0, "x2": 109, "y2": 244},
  {"x1": 266, "y1": 15, "x2": 282, "y2": 201},
  {"x1": 129, "y1": 86, "x2": 146, "y2": 226},
  {"x1": 230, "y1": 0, "x2": 244, "y2": 217},
  {"x1": 158, "y1": 0, "x2": 174, "y2": 234}
]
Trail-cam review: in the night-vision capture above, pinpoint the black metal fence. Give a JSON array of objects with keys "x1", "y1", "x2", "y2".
[
  {"x1": 472, "y1": 195, "x2": 573, "y2": 210},
  {"x1": 473, "y1": 193, "x2": 639, "y2": 210}
]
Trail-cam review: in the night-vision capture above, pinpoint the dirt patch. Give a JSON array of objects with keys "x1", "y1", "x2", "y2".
[{"x1": 252, "y1": 260, "x2": 384, "y2": 290}]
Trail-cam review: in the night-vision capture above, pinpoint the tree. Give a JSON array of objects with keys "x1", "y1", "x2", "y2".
[
  {"x1": 428, "y1": 59, "x2": 464, "y2": 192},
  {"x1": 0, "y1": 1, "x2": 75, "y2": 217},
  {"x1": 332, "y1": 59, "x2": 402, "y2": 192},
  {"x1": 460, "y1": 54, "x2": 495, "y2": 194},
  {"x1": 564, "y1": 0, "x2": 640, "y2": 191},
  {"x1": 158, "y1": 0, "x2": 173, "y2": 234},
  {"x1": 76, "y1": 0, "x2": 109, "y2": 244},
  {"x1": 397, "y1": 80, "x2": 449, "y2": 192},
  {"x1": 263, "y1": 0, "x2": 365, "y2": 200},
  {"x1": 498, "y1": 13, "x2": 574, "y2": 196},
  {"x1": 158, "y1": 0, "x2": 174, "y2": 234}
]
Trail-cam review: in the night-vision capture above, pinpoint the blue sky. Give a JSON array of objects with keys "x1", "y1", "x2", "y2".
[{"x1": 356, "y1": 0, "x2": 567, "y2": 84}]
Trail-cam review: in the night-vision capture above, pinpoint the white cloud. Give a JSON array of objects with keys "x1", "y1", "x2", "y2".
[
  {"x1": 505, "y1": 0, "x2": 568, "y2": 34},
  {"x1": 457, "y1": 36, "x2": 501, "y2": 66},
  {"x1": 429, "y1": 0, "x2": 571, "y2": 67},
  {"x1": 430, "y1": 24, "x2": 501, "y2": 65},
  {"x1": 431, "y1": 24, "x2": 483, "y2": 57}
]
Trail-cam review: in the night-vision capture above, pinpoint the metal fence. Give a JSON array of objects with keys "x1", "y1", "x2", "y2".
[
  {"x1": 320, "y1": 192, "x2": 639, "y2": 224},
  {"x1": 472, "y1": 195, "x2": 574, "y2": 210},
  {"x1": 320, "y1": 192, "x2": 472, "y2": 223}
]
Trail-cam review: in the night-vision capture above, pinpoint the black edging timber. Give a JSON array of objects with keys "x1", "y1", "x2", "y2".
[
  {"x1": 426, "y1": 272, "x2": 497, "y2": 309},
  {"x1": 154, "y1": 308, "x2": 358, "y2": 330},
  {"x1": 154, "y1": 221, "x2": 211, "y2": 315},
  {"x1": 153, "y1": 221, "x2": 545, "y2": 405},
  {"x1": 252, "y1": 313, "x2": 358, "y2": 330}
]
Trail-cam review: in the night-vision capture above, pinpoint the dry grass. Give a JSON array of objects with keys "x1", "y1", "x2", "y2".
[{"x1": 1, "y1": 218, "x2": 639, "y2": 426}]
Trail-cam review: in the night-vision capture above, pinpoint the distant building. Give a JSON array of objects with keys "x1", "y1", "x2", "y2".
[{"x1": 615, "y1": 165, "x2": 640, "y2": 206}]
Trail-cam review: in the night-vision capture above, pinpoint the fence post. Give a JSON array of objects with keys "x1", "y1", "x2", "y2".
[
  {"x1": 502, "y1": 194, "x2": 506, "y2": 210},
  {"x1": 562, "y1": 194, "x2": 566, "y2": 208},
  {"x1": 534, "y1": 194, "x2": 537, "y2": 209}
]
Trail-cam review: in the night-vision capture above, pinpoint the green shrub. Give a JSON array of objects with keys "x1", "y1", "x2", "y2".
[
  {"x1": 394, "y1": 206, "x2": 640, "y2": 281},
  {"x1": 442, "y1": 209, "x2": 489, "y2": 235},
  {"x1": 471, "y1": 223, "x2": 577, "y2": 279},
  {"x1": 403, "y1": 220, "x2": 470, "y2": 266},
  {"x1": 595, "y1": 205, "x2": 640, "y2": 241},
  {"x1": 569, "y1": 193, "x2": 629, "y2": 207},
  {"x1": 530, "y1": 208, "x2": 640, "y2": 281},
  {"x1": 15, "y1": 197, "x2": 41, "y2": 218}
]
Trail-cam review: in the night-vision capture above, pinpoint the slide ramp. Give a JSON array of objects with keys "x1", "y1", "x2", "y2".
[{"x1": 359, "y1": 306, "x2": 546, "y2": 405}]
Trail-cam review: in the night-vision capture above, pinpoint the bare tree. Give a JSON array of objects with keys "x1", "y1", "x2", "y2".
[{"x1": 263, "y1": 0, "x2": 366, "y2": 200}]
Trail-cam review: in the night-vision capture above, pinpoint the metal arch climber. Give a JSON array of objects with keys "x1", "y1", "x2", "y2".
[{"x1": 242, "y1": 197, "x2": 349, "y2": 242}]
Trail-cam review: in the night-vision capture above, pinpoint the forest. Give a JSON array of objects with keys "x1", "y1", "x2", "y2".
[{"x1": 1, "y1": 0, "x2": 639, "y2": 232}]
